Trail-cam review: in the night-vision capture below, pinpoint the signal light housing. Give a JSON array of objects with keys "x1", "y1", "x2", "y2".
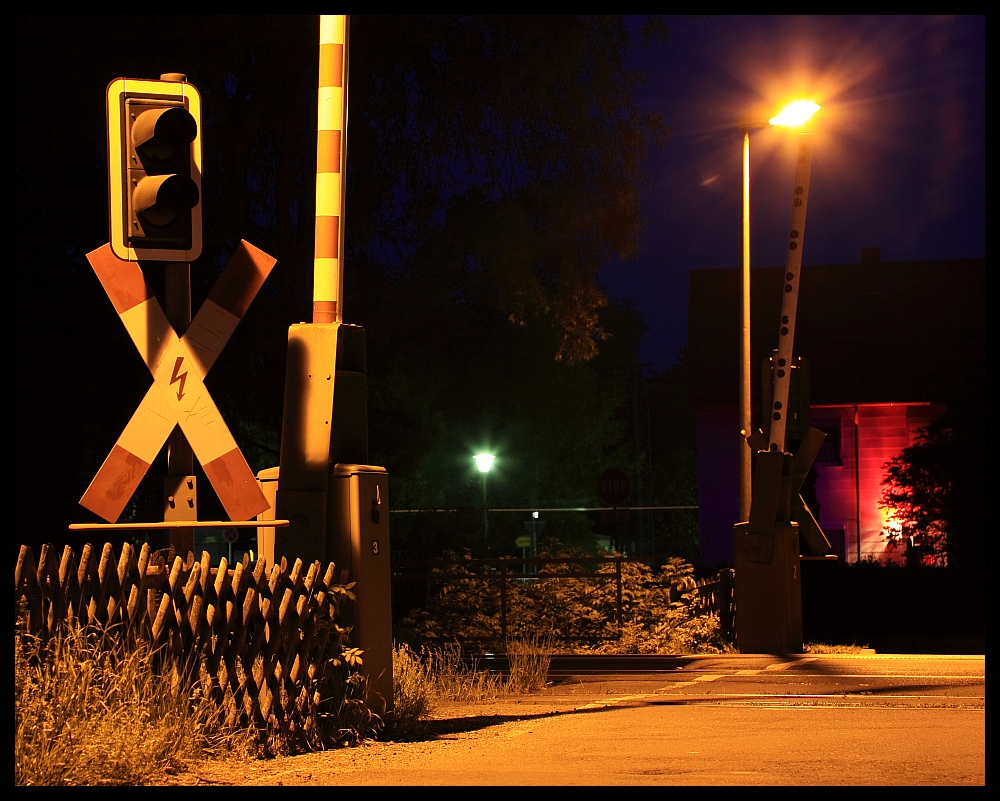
[{"x1": 107, "y1": 75, "x2": 202, "y2": 262}]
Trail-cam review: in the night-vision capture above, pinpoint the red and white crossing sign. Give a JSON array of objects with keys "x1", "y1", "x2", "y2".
[{"x1": 80, "y1": 241, "x2": 276, "y2": 523}]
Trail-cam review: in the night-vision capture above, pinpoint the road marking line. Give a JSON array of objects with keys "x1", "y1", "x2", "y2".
[
  {"x1": 576, "y1": 693, "x2": 658, "y2": 710},
  {"x1": 766, "y1": 658, "x2": 818, "y2": 670}
]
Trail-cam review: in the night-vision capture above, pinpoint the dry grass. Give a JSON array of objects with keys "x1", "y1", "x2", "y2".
[
  {"x1": 504, "y1": 634, "x2": 553, "y2": 693},
  {"x1": 388, "y1": 643, "x2": 436, "y2": 741},
  {"x1": 14, "y1": 624, "x2": 257, "y2": 786},
  {"x1": 422, "y1": 642, "x2": 509, "y2": 702},
  {"x1": 803, "y1": 641, "x2": 872, "y2": 654},
  {"x1": 389, "y1": 636, "x2": 552, "y2": 741}
]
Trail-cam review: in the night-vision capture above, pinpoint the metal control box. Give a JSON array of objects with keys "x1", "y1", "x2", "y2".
[
  {"x1": 327, "y1": 464, "x2": 393, "y2": 715},
  {"x1": 256, "y1": 463, "x2": 393, "y2": 715}
]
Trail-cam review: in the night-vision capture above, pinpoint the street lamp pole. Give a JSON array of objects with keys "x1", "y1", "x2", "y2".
[
  {"x1": 740, "y1": 126, "x2": 753, "y2": 523},
  {"x1": 474, "y1": 453, "x2": 495, "y2": 552},
  {"x1": 482, "y1": 473, "x2": 488, "y2": 543}
]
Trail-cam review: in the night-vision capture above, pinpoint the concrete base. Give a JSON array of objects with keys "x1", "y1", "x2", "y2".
[{"x1": 734, "y1": 521, "x2": 803, "y2": 654}]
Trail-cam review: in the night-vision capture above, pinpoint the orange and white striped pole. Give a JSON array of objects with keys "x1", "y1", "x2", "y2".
[{"x1": 313, "y1": 14, "x2": 349, "y2": 324}]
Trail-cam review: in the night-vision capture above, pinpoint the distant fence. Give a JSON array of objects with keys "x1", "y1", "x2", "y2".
[
  {"x1": 14, "y1": 541, "x2": 363, "y2": 740},
  {"x1": 389, "y1": 505, "x2": 702, "y2": 569},
  {"x1": 392, "y1": 556, "x2": 735, "y2": 647}
]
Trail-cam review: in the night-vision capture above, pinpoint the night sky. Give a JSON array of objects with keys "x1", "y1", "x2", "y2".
[
  {"x1": 600, "y1": 14, "x2": 985, "y2": 371},
  {"x1": 15, "y1": 15, "x2": 985, "y2": 544},
  {"x1": 17, "y1": 15, "x2": 985, "y2": 372}
]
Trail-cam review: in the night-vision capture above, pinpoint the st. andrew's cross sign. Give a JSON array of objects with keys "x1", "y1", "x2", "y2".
[{"x1": 79, "y1": 241, "x2": 275, "y2": 523}]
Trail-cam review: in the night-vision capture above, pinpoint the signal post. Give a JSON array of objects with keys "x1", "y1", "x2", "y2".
[{"x1": 78, "y1": 74, "x2": 279, "y2": 553}]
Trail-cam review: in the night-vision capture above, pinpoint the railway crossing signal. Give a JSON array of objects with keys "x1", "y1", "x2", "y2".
[
  {"x1": 107, "y1": 75, "x2": 202, "y2": 263},
  {"x1": 79, "y1": 241, "x2": 275, "y2": 523}
]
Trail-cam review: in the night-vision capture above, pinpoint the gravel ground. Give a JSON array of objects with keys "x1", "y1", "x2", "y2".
[{"x1": 157, "y1": 683, "x2": 611, "y2": 786}]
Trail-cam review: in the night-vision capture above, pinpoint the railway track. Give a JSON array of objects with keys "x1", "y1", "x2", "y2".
[{"x1": 473, "y1": 653, "x2": 708, "y2": 676}]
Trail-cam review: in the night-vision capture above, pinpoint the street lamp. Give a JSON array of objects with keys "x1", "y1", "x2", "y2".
[
  {"x1": 736, "y1": 99, "x2": 820, "y2": 523},
  {"x1": 473, "y1": 453, "x2": 495, "y2": 550}
]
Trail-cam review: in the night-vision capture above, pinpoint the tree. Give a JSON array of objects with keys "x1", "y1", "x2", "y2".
[
  {"x1": 879, "y1": 418, "x2": 954, "y2": 567},
  {"x1": 346, "y1": 15, "x2": 670, "y2": 362}
]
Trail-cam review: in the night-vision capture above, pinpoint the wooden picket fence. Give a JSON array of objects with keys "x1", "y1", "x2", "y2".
[
  {"x1": 14, "y1": 541, "x2": 365, "y2": 743},
  {"x1": 690, "y1": 568, "x2": 736, "y2": 635}
]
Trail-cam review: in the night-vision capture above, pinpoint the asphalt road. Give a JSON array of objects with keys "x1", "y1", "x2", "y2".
[{"x1": 169, "y1": 653, "x2": 985, "y2": 786}]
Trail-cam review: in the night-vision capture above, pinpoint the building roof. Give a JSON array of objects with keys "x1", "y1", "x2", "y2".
[{"x1": 687, "y1": 251, "x2": 985, "y2": 412}]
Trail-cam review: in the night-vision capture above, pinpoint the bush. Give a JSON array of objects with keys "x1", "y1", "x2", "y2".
[{"x1": 396, "y1": 546, "x2": 732, "y2": 655}]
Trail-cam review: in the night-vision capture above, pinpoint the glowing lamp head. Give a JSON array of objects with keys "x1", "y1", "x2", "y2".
[
  {"x1": 474, "y1": 454, "x2": 495, "y2": 473},
  {"x1": 769, "y1": 100, "x2": 821, "y2": 128}
]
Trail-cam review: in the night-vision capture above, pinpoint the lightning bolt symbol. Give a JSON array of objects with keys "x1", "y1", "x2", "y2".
[{"x1": 169, "y1": 356, "x2": 188, "y2": 401}]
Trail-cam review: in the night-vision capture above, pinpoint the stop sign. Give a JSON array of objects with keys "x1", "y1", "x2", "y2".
[{"x1": 598, "y1": 468, "x2": 630, "y2": 506}]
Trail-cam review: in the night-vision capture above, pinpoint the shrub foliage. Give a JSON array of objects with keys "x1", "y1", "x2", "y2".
[
  {"x1": 880, "y1": 418, "x2": 953, "y2": 566},
  {"x1": 397, "y1": 544, "x2": 732, "y2": 655}
]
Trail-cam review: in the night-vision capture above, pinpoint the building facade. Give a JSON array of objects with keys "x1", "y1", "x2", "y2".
[{"x1": 687, "y1": 250, "x2": 983, "y2": 569}]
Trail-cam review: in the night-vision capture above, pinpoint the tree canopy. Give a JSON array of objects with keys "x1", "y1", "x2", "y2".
[{"x1": 346, "y1": 16, "x2": 669, "y2": 362}]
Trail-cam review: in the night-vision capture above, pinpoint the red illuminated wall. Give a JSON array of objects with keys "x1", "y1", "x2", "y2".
[
  {"x1": 810, "y1": 403, "x2": 945, "y2": 564},
  {"x1": 694, "y1": 401, "x2": 945, "y2": 568},
  {"x1": 688, "y1": 255, "x2": 980, "y2": 570}
]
